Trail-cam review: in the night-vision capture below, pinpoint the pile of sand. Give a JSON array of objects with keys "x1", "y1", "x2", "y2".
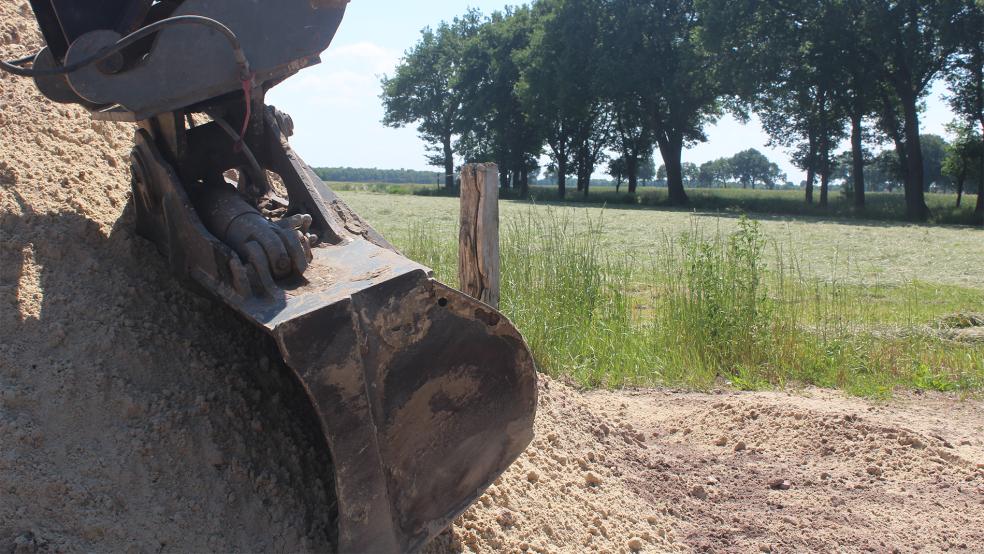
[
  {"x1": 426, "y1": 378, "x2": 681, "y2": 554},
  {"x1": 0, "y1": 4, "x2": 674, "y2": 552},
  {"x1": 3, "y1": 3, "x2": 983, "y2": 553},
  {"x1": 2, "y1": 3, "x2": 333, "y2": 550}
]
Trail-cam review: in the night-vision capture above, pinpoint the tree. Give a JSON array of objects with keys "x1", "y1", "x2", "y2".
[
  {"x1": 679, "y1": 162, "x2": 698, "y2": 185},
  {"x1": 381, "y1": 13, "x2": 481, "y2": 188},
  {"x1": 608, "y1": 0, "x2": 724, "y2": 205},
  {"x1": 920, "y1": 134, "x2": 950, "y2": 191},
  {"x1": 865, "y1": 149, "x2": 906, "y2": 192},
  {"x1": 574, "y1": 109, "x2": 612, "y2": 197},
  {"x1": 729, "y1": 149, "x2": 780, "y2": 189},
  {"x1": 638, "y1": 156, "x2": 656, "y2": 186},
  {"x1": 698, "y1": 158, "x2": 732, "y2": 188},
  {"x1": 607, "y1": 102, "x2": 652, "y2": 194},
  {"x1": 702, "y1": 0, "x2": 847, "y2": 207},
  {"x1": 517, "y1": 0, "x2": 606, "y2": 199},
  {"x1": 826, "y1": 1, "x2": 883, "y2": 210},
  {"x1": 943, "y1": 122, "x2": 984, "y2": 207},
  {"x1": 858, "y1": 0, "x2": 965, "y2": 220},
  {"x1": 457, "y1": 7, "x2": 542, "y2": 197},
  {"x1": 599, "y1": 3, "x2": 654, "y2": 195},
  {"x1": 608, "y1": 156, "x2": 627, "y2": 192},
  {"x1": 945, "y1": 0, "x2": 984, "y2": 223}
]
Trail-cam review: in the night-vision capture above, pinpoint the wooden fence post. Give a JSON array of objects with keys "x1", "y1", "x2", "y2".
[{"x1": 459, "y1": 163, "x2": 500, "y2": 308}]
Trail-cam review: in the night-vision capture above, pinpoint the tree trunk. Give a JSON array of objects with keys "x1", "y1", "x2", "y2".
[
  {"x1": 820, "y1": 171, "x2": 829, "y2": 208},
  {"x1": 627, "y1": 155, "x2": 639, "y2": 194},
  {"x1": 659, "y1": 137, "x2": 688, "y2": 205},
  {"x1": 556, "y1": 155, "x2": 567, "y2": 199},
  {"x1": 892, "y1": 137, "x2": 909, "y2": 191},
  {"x1": 851, "y1": 110, "x2": 865, "y2": 209},
  {"x1": 956, "y1": 176, "x2": 964, "y2": 208},
  {"x1": 977, "y1": 144, "x2": 984, "y2": 225},
  {"x1": 817, "y1": 124, "x2": 831, "y2": 208},
  {"x1": 899, "y1": 92, "x2": 929, "y2": 220},
  {"x1": 443, "y1": 134, "x2": 455, "y2": 189},
  {"x1": 520, "y1": 169, "x2": 529, "y2": 198},
  {"x1": 805, "y1": 166, "x2": 816, "y2": 204},
  {"x1": 976, "y1": 181, "x2": 984, "y2": 225}
]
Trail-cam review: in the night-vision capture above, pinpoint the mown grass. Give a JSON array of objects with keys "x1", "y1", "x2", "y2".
[
  {"x1": 363, "y1": 181, "x2": 982, "y2": 226},
  {"x1": 340, "y1": 191, "x2": 984, "y2": 290},
  {"x1": 525, "y1": 187, "x2": 981, "y2": 227},
  {"x1": 397, "y1": 207, "x2": 984, "y2": 397}
]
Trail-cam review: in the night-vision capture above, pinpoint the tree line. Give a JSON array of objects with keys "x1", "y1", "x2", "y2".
[
  {"x1": 313, "y1": 167, "x2": 442, "y2": 184},
  {"x1": 380, "y1": 0, "x2": 984, "y2": 223}
]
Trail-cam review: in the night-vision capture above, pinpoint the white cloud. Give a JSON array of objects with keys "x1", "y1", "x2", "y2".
[
  {"x1": 323, "y1": 41, "x2": 400, "y2": 75},
  {"x1": 271, "y1": 40, "x2": 398, "y2": 110}
]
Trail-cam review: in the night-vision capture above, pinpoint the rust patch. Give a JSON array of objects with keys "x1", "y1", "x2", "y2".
[
  {"x1": 330, "y1": 199, "x2": 368, "y2": 237},
  {"x1": 474, "y1": 308, "x2": 501, "y2": 327}
]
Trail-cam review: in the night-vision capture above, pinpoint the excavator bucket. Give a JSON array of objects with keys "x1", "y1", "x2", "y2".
[
  {"x1": 127, "y1": 108, "x2": 538, "y2": 553},
  {"x1": 13, "y1": 0, "x2": 538, "y2": 551}
]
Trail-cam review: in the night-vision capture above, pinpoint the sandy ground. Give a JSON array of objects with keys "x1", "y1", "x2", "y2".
[{"x1": 2, "y1": 4, "x2": 983, "y2": 553}]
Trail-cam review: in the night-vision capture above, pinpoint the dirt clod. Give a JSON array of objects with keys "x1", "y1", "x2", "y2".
[{"x1": 769, "y1": 479, "x2": 792, "y2": 491}]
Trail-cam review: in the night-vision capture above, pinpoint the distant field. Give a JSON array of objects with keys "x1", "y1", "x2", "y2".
[
  {"x1": 339, "y1": 191, "x2": 984, "y2": 289},
  {"x1": 333, "y1": 182, "x2": 983, "y2": 226},
  {"x1": 338, "y1": 190, "x2": 984, "y2": 396}
]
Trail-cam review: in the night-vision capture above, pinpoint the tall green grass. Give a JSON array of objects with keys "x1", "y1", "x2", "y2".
[{"x1": 401, "y1": 209, "x2": 984, "y2": 396}]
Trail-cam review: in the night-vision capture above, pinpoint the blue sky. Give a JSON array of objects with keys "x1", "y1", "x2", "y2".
[{"x1": 267, "y1": 1, "x2": 958, "y2": 183}]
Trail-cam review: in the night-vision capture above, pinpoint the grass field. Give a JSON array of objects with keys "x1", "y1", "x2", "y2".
[
  {"x1": 339, "y1": 190, "x2": 984, "y2": 396},
  {"x1": 329, "y1": 181, "x2": 983, "y2": 226}
]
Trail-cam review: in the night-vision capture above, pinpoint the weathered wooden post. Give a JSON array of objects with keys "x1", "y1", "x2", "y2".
[{"x1": 459, "y1": 163, "x2": 500, "y2": 308}]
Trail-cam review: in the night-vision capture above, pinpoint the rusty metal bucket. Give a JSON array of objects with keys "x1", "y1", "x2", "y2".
[{"x1": 129, "y1": 109, "x2": 538, "y2": 552}]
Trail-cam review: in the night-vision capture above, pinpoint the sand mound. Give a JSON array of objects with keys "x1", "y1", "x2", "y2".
[
  {"x1": 2, "y1": 3, "x2": 333, "y2": 551},
  {"x1": 426, "y1": 379, "x2": 681, "y2": 554},
  {"x1": 0, "y1": 5, "x2": 672, "y2": 552}
]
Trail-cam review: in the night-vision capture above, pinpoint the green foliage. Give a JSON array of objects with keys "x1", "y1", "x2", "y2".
[
  {"x1": 397, "y1": 206, "x2": 984, "y2": 394},
  {"x1": 920, "y1": 134, "x2": 951, "y2": 190},
  {"x1": 942, "y1": 121, "x2": 984, "y2": 196},
  {"x1": 729, "y1": 149, "x2": 785, "y2": 189},
  {"x1": 456, "y1": 6, "x2": 542, "y2": 184},
  {"x1": 668, "y1": 217, "x2": 772, "y2": 372},
  {"x1": 384, "y1": 0, "x2": 981, "y2": 220},
  {"x1": 515, "y1": 0, "x2": 609, "y2": 196},
  {"x1": 380, "y1": 13, "x2": 481, "y2": 185},
  {"x1": 313, "y1": 167, "x2": 440, "y2": 185},
  {"x1": 697, "y1": 158, "x2": 733, "y2": 188}
]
